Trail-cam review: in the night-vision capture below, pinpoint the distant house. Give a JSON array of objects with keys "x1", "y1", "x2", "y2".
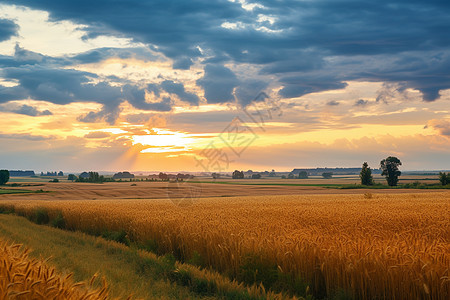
[
  {"x1": 79, "y1": 172, "x2": 90, "y2": 179},
  {"x1": 41, "y1": 171, "x2": 57, "y2": 176},
  {"x1": 112, "y1": 171, "x2": 135, "y2": 180}
]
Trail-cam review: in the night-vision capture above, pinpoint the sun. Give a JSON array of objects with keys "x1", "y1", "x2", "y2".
[{"x1": 131, "y1": 128, "x2": 196, "y2": 153}]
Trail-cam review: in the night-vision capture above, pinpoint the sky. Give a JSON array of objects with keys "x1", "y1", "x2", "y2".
[{"x1": 0, "y1": 0, "x2": 449, "y2": 172}]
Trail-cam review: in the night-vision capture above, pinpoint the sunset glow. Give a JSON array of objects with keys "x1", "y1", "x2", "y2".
[{"x1": 132, "y1": 128, "x2": 196, "y2": 153}]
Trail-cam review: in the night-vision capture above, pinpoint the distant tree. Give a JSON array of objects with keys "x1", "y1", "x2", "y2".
[
  {"x1": 298, "y1": 171, "x2": 308, "y2": 179},
  {"x1": 75, "y1": 171, "x2": 112, "y2": 183},
  {"x1": 268, "y1": 169, "x2": 276, "y2": 177},
  {"x1": 50, "y1": 178, "x2": 59, "y2": 183},
  {"x1": 287, "y1": 173, "x2": 294, "y2": 179},
  {"x1": 281, "y1": 175, "x2": 286, "y2": 179},
  {"x1": 232, "y1": 170, "x2": 244, "y2": 179},
  {"x1": 89, "y1": 171, "x2": 100, "y2": 182},
  {"x1": 380, "y1": 156, "x2": 402, "y2": 186},
  {"x1": 0, "y1": 170, "x2": 10, "y2": 185},
  {"x1": 212, "y1": 172, "x2": 220, "y2": 179},
  {"x1": 251, "y1": 173, "x2": 261, "y2": 179},
  {"x1": 68, "y1": 174, "x2": 76, "y2": 182},
  {"x1": 58, "y1": 171, "x2": 64, "y2": 176},
  {"x1": 360, "y1": 162, "x2": 374, "y2": 185},
  {"x1": 158, "y1": 172, "x2": 168, "y2": 180},
  {"x1": 438, "y1": 172, "x2": 450, "y2": 185},
  {"x1": 322, "y1": 172, "x2": 333, "y2": 179}
]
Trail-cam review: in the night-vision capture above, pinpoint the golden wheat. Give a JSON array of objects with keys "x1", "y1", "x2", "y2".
[
  {"x1": 0, "y1": 239, "x2": 110, "y2": 299},
  {"x1": 2, "y1": 192, "x2": 449, "y2": 299}
]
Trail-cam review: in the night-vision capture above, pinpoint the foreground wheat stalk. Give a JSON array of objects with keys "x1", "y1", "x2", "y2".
[{"x1": 0, "y1": 239, "x2": 109, "y2": 299}]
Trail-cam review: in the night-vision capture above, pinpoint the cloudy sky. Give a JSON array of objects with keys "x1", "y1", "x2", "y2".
[{"x1": 0, "y1": 0, "x2": 449, "y2": 172}]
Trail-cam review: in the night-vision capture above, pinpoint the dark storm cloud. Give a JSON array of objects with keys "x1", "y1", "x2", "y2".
[
  {"x1": 196, "y1": 64, "x2": 239, "y2": 104},
  {"x1": 2, "y1": 0, "x2": 450, "y2": 102},
  {"x1": 0, "y1": 18, "x2": 18, "y2": 42},
  {"x1": 235, "y1": 79, "x2": 268, "y2": 106},
  {"x1": 279, "y1": 74, "x2": 348, "y2": 99},
  {"x1": 2, "y1": 104, "x2": 53, "y2": 116},
  {"x1": 0, "y1": 64, "x2": 172, "y2": 124},
  {"x1": 0, "y1": 44, "x2": 70, "y2": 68},
  {"x1": 0, "y1": 66, "x2": 108, "y2": 104},
  {"x1": 0, "y1": 44, "x2": 159, "y2": 69},
  {"x1": 160, "y1": 80, "x2": 199, "y2": 105},
  {"x1": 72, "y1": 47, "x2": 159, "y2": 64},
  {"x1": 172, "y1": 57, "x2": 194, "y2": 70}
]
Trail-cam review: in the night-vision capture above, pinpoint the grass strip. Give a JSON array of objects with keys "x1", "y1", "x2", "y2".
[{"x1": 0, "y1": 188, "x2": 37, "y2": 194}]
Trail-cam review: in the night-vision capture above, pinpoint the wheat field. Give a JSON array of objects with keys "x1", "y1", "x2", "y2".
[
  {"x1": 1, "y1": 192, "x2": 449, "y2": 299},
  {"x1": 0, "y1": 239, "x2": 110, "y2": 299}
]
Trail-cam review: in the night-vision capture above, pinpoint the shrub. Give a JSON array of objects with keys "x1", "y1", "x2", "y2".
[
  {"x1": 0, "y1": 204, "x2": 15, "y2": 214},
  {"x1": 237, "y1": 253, "x2": 279, "y2": 289},
  {"x1": 31, "y1": 207, "x2": 50, "y2": 225},
  {"x1": 51, "y1": 212, "x2": 66, "y2": 229},
  {"x1": 140, "y1": 239, "x2": 159, "y2": 254},
  {"x1": 364, "y1": 193, "x2": 373, "y2": 199},
  {"x1": 101, "y1": 230, "x2": 130, "y2": 246},
  {"x1": 187, "y1": 250, "x2": 205, "y2": 268},
  {"x1": 322, "y1": 172, "x2": 333, "y2": 179}
]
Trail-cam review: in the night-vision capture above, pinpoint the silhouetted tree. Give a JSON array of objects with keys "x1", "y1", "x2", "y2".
[
  {"x1": 251, "y1": 173, "x2": 261, "y2": 179},
  {"x1": 360, "y1": 162, "x2": 374, "y2": 185},
  {"x1": 298, "y1": 171, "x2": 308, "y2": 179},
  {"x1": 0, "y1": 170, "x2": 9, "y2": 185},
  {"x1": 438, "y1": 172, "x2": 450, "y2": 185},
  {"x1": 380, "y1": 156, "x2": 402, "y2": 186},
  {"x1": 232, "y1": 170, "x2": 244, "y2": 179},
  {"x1": 68, "y1": 174, "x2": 76, "y2": 182},
  {"x1": 288, "y1": 173, "x2": 295, "y2": 179}
]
